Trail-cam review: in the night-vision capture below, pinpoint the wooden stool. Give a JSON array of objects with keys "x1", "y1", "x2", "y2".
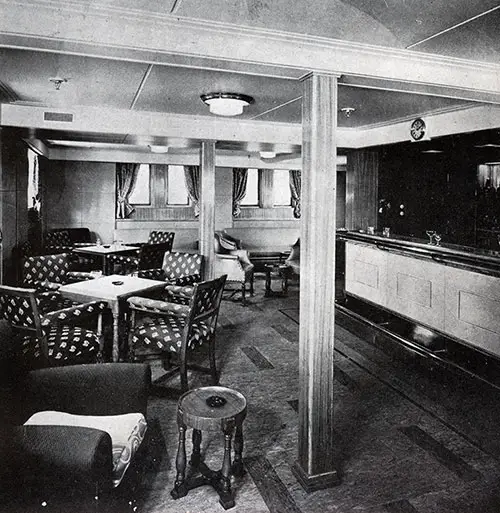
[{"x1": 171, "y1": 386, "x2": 247, "y2": 510}]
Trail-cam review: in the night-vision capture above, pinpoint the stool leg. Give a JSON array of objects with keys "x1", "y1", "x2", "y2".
[
  {"x1": 190, "y1": 429, "x2": 202, "y2": 468},
  {"x1": 171, "y1": 425, "x2": 188, "y2": 499},
  {"x1": 219, "y1": 424, "x2": 235, "y2": 510},
  {"x1": 232, "y1": 423, "x2": 245, "y2": 477}
]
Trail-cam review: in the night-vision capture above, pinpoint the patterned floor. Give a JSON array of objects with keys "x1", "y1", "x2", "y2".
[
  {"x1": 4, "y1": 275, "x2": 500, "y2": 512},
  {"x1": 133, "y1": 276, "x2": 500, "y2": 513}
]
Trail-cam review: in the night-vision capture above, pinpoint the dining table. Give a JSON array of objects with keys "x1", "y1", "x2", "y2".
[
  {"x1": 59, "y1": 274, "x2": 166, "y2": 362},
  {"x1": 72, "y1": 243, "x2": 139, "y2": 274}
]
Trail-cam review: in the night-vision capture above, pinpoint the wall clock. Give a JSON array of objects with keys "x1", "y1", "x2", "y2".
[{"x1": 410, "y1": 118, "x2": 426, "y2": 141}]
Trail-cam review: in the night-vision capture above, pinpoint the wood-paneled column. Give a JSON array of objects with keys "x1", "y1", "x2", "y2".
[
  {"x1": 199, "y1": 141, "x2": 216, "y2": 279},
  {"x1": 292, "y1": 72, "x2": 340, "y2": 492}
]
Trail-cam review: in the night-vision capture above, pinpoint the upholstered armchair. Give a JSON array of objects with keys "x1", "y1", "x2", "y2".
[
  {"x1": 22, "y1": 252, "x2": 97, "y2": 291},
  {"x1": 138, "y1": 250, "x2": 205, "y2": 305},
  {"x1": 127, "y1": 275, "x2": 227, "y2": 392},
  {"x1": 214, "y1": 231, "x2": 254, "y2": 306},
  {"x1": 284, "y1": 238, "x2": 300, "y2": 276},
  {"x1": 0, "y1": 285, "x2": 108, "y2": 369},
  {"x1": 108, "y1": 241, "x2": 173, "y2": 276},
  {"x1": 43, "y1": 228, "x2": 98, "y2": 269},
  {"x1": 0, "y1": 363, "x2": 151, "y2": 510}
]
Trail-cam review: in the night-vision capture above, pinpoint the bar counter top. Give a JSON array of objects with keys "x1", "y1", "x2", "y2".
[{"x1": 336, "y1": 229, "x2": 500, "y2": 276}]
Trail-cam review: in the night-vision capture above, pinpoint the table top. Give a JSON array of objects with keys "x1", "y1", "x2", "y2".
[
  {"x1": 178, "y1": 386, "x2": 247, "y2": 430},
  {"x1": 73, "y1": 244, "x2": 138, "y2": 255},
  {"x1": 59, "y1": 274, "x2": 165, "y2": 301}
]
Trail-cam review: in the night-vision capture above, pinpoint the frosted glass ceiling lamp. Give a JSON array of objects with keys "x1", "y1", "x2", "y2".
[
  {"x1": 260, "y1": 151, "x2": 276, "y2": 159},
  {"x1": 200, "y1": 93, "x2": 254, "y2": 117}
]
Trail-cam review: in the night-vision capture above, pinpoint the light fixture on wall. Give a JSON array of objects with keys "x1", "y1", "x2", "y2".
[
  {"x1": 340, "y1": 107, "x2": 355, "y2": 118},
  {"x1": 49, "y1": 77, "x2": 69, "y2": 90},
  {"x1": 148, "y1": 145, "x2": 169, "y2": 153},
  {"x1": 200, "y1": 92, "x2": 254, "y2": 117}
]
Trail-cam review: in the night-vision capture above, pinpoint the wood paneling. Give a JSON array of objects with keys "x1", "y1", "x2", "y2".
[
  {"x1": 346, "y1": 150, "x2": 379, "y2": 231},
  {"x1": 445, "y1": 266, "x2": 500, "y2": 357},
  {"x1": 386, "y1": 252, "x2": 445, "y2": 331},
  {"x1": 345, "y1": 242, "x2": 388, "y2": 307}
]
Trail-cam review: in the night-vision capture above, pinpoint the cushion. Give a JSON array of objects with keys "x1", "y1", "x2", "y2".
[{"x1": 24, "y1": 410, "x2": 147, "y2": 487}]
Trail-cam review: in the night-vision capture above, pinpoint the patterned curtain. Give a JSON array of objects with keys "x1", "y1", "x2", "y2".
[
  {"x1": 184, "y1": 165, "x2": 200, "y2": 217},
  {"x1": 289, "y1": 169, "x2": 301, "y2": 218},
  {"x1": 116, "y1": 163, "x2": 139, "y2": 219},
  {"x1": 232, "y1": 168, "x2": 248, "y2": 217}
]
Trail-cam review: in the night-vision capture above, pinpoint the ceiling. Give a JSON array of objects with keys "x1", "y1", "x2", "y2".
[{"x1": 1, "y1": 0, "x2": 500, "y2": 156}]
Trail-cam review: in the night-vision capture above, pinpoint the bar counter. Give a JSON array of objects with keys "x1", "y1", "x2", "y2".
[{"x1": 337, "y1": 230, "x2": 500, "y2": 359}]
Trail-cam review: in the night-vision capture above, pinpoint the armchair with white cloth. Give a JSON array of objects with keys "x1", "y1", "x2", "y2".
[{"x1": 213, "y1": 231, "x2": 254, "y2": 306}]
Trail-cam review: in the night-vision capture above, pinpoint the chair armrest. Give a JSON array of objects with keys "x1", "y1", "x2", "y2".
[
  {"x1": 23, "y1": 363, "x2": 151, "y2": 417},
  {"x1": 216, "y1": 253, "x2": 239, "y2": 260},
  {"x1": 24, "y1": 279, "x2": 61, "y2": 291},
  {"x1": 173, "y1": 273, "x2": 201, "y2": 286},
  {"x1": 137, "y1": 268, "x2": 165, "y2": 280},
  {"x1": 3, "y1": 425, "x2": 113, "y2": 491},
  {"x1": 40, "y1": 300, "x2": 108, "y2": 327},
  {"x1": 128, "y1": 296, "x2": 190, "y2": 317},
  {"x1": 66, "y1": 271, "x2": 98, "y2": 283}
]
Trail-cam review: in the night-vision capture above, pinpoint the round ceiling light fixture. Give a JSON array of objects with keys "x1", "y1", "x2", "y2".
[
  {"x1": 148, "y1": 145, "x2": 169, "y2": 153},
  {"x1": 259, "y1": 151, "x2": 276, "y2": 159},
  {"x1": 340, "y1": 107, "x2": 356, "y2": 118},
  {"x1": 200, "y1": 92, "x2": 254, "y2": 117}
]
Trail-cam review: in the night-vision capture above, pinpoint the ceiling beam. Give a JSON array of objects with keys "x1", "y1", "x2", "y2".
[{"x1": 1, "y1": 0, "x2": 500, "y2": 101}]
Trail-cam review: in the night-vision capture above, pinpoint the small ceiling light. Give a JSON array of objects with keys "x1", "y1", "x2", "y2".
[
  {"x1": 421, "y1": 149, "x2": 444, "y2": 154},
  {"x1": 149, "y1": 145, "x2": 169, "y2": 154},
  {"x1": 475, "y1": 143, "x2": 500, "y2": 148},
  {"x1": 49, "y1": 77, "x2": 69, "y2": 90},
  {"x1": 340, "y1": 107, "x2": 356, "y2": 118},
  {"x1": 260, "y1": 151, "x2": 276, "y2": 159},
  {"x1": 200, "y1": 92, "x2": 254, "y2": 117}
]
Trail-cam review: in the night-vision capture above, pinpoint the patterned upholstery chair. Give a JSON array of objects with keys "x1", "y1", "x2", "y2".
[
  {"x1": 128, "y1": 230, "x2": 176, "y2": 248},
  {"x1": 44, "y1": 228, "x2": 98, "y2": 270},
  {"x1": 108, "y1": 242, "x2": 173, "y2": 276},
  {"x1": 127, "y1": 275, "x2": 227, "y2": 392},
  {"x1": 0, "y1": 363, "x2": 150, "y2": 509},
  {"x1": 214, "y1": 231, "x2": 254, "y2": 306},
  {"x1": 138, "y1": 250, "x2": 205, "y2": 305},
  {"x1": 0, "y1": 285, "x2": 108, "y2": 368},
  {"x1": 22, "y1": 253, "x2": 97, "y2": 291}
]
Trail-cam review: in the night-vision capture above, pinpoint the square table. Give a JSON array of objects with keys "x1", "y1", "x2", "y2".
[
  {"x1": 73, "y1": 244, "x2": 139, "y2": 274},
  {"x1": 59, "y1": 274, "x2": 166, "y2": 362}
]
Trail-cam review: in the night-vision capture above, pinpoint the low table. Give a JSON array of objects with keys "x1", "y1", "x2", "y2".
[
  {"x1": 73, "y1": 244, "x2": 139, "y2": 274},
  {"x1": 171, "y1": 386, "x2": 247, "y2": 510},
  {"x1": 59, "y1": 274, "x2": 166, "y2": 362}
]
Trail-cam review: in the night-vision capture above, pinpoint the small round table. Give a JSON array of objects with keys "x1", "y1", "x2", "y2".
[
  {"x1": 171, "y1": 386, "x2": 247, "y2": 510},
  {"x1": 264, "y1": 264, "x2": 289, "y2": 297}
]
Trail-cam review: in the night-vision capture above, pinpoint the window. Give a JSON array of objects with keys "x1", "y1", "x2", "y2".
[
  {"x1": 273, "y1": 169, "x2": 291, "y2": 206},
  {"x1": 167, "y1": 165, "x2": 189, "y2": 205},
  {"x1": 129, "y1": 164, "x2": 150, "y2": 205},
  {"x1": 240, "y1": 168, "x2": 259, "y2": 206}
]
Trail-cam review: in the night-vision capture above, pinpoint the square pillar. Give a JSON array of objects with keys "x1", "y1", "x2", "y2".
[{"x1": 292, "y1": 72, "x2": 340, "y2": 491}]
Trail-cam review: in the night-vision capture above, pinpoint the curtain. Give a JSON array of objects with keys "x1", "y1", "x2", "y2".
[
  {"x1": 184, "y1": 165, "x2": 201, "y2": 217},
  {"x1": 232, "y1": 168, "x2": 248, "y2": 217},
  {"x1": 116, "y1": 163, "x2": 139, "y2": 219},
  {"x1": 289, "y1": 169, "x2": 301, "y2": 218}
]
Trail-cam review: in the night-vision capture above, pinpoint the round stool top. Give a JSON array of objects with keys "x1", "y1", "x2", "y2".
[{"x1": 178, "y1": 386, "x2": 247, "y2": 431}]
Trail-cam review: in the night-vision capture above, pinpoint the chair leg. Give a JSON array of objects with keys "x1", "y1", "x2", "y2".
[
  {"x1": 209, "y1": 338, "x2": 218, "y2": 385},
  {"x1": 241, "y1": 283, "x2": 247, "y2": 306},
  {"x1": 249, "y1": 272, "x2": 254, "y2": 295},
  {"x1": 180, "y1": 355, "x2": 189, "y2": 392}
]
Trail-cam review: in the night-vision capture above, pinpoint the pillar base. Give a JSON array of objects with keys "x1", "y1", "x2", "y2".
[{"x1": 291, "y1": 461, "x2": 340, "y2": 493}]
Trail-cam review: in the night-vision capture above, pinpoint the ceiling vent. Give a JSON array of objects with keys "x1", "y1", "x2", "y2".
[{"x1": 43, "y1": 111, "x2": 74, "y2": 122}]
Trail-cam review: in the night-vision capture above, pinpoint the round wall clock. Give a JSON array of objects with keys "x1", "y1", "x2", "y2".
[{"x1": 410, "y1": 118, "x2": 426, "y2": 141}]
